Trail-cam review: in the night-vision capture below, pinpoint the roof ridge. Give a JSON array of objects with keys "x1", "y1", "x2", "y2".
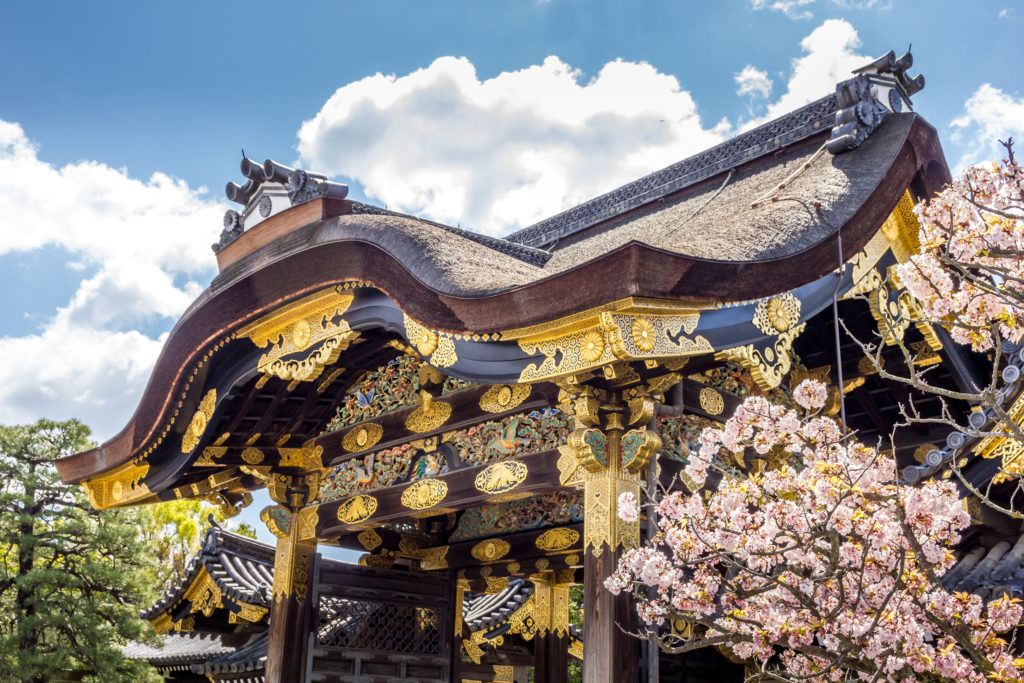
[{"x1": 505, "y1": 93, "x2": 839, "y2": 249}]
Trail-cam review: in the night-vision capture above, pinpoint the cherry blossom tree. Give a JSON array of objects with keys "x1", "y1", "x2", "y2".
[
  {"x1": 608, "y1": 380, "x2": 1024, "y2": 682},
  {"x1": 846, "y1": 141, "x2": 1024, "y2": 516},
  {"x1": 897, "y1": 143, "x2": 1024, "y2": 353}
]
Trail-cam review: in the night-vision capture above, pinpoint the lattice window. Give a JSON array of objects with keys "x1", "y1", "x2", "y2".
[{"x1": 316, "y1": 596, "x2": 443, "y2": 656}]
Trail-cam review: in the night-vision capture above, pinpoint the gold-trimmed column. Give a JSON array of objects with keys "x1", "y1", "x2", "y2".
[
  {"x1": 263, "y1": 445, "x2": 324, "y2": 683},
  {"x1": 561, "y1": 380, "x2": 666, "y2": 683}
]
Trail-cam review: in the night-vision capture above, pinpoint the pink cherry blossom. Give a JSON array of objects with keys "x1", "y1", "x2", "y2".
[
  {"x1": 617, "y1": 491, "x2": 639, "y2": 523},
  {"x1": 609, "y1": 388, "x2": 1024, "y2": 682},
  {"x1": 793, "y1": 379, "x2": 829, "y2": 410},
  {"x1": 896, "y1": 153, "x2": 1024, "y2": 351}
]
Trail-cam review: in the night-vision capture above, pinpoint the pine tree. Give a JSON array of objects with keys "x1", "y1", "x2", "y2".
[{"x1": 0, "y1": 419, "x2": 161, "y2": 682}]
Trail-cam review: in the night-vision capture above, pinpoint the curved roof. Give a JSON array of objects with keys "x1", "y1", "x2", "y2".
[
  {"x1": 942, "y1": 534, "x2": 1024, "y2": 600},
  {"x1": 122, "y1": 632, "x2": 232, "y2": 669},
  {"x1": 142, "y1": 526, "x2": 274, "y2": 621},
  {"x1": 463, "y1": 578, "x2": 533, "y2": 633},
  {"x1": 55, "y1": 61, "x2": 951, "y2": 490}
]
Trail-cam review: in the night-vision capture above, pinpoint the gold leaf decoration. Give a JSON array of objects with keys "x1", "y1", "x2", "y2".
[
  {"x1": 471, "y1": 538, "x2": 511, "y2": 563},
  {"x1": 430, "y1": 335, "x2": 458, "y2": 368},
  {"x1": 80, "y1": 461, "x2": 151, "y2": 510},
  {"x1": 342, "y1": 423, "x2": 383, "y2": 452},
  {"x1": 535, "y1": 527, "x2": 580, "y2": 552},
  {"x1": 336, "y1": 494, "x2": 378, "y2": 524},
  {"x1": 479, "y1": 384, "x2": 532, "y2": 413},
  {"x1": 484, "y1": 577, "x2": 510, "y2": 594},
  {"x1": 401, "y1": 479, "x2": 448, "y2": 510},
  {"x1": 238, "y1": 289, "x2": 359, "y2": 384},
  {"x1": 580, "y1": 330, "x2": 605, "y2": 363},
  {"x1": 404, "y1": 313, "x2": 439, "y2": 357},
  {"x1": 753, "y1": 294, "x2": 801, "y2": 335},
  {"x1": 241, "y1": 447, "x2": 264, "y2": 465},
  {"x1": 419, "y1": 546, "x2": 449, "y2": 571},
  {"x1": 698, "y1": 387, "x2": 724, "y2": 416},
  {"x1": 357, "y1": 528, "x2": 382, "y2": 551},
  {"x1": 474, "y1": 461, "x2": 528, "y2": 495},
  {"x1": 182, "y1": 389, "x2": 217, "y2": 454},
  {"x1": 405, "y1": 400, "x2": 452, "y2": 433},
  {"x1": 631, "y1": 317, "x2": 656, "y2": 352},
  {"x1": 195, "y1": 447, "x2": 226, "y2": 467}
]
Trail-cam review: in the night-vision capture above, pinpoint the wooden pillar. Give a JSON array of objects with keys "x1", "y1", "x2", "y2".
[
  {"x1": 265, "y1": 517, "x2": 317, "y2": 682},
  {"x1": 534, "y1": 632, "x2": 569, "y2": 683},
  {"x1": 584, "y1": 548, "x2": 639, "y2": 682},
  {"x1": 560, "y1": 383, "x2": 661, "y2": 683}
]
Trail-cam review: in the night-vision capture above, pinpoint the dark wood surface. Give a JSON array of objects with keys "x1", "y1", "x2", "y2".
[
  {"x1": 265, "y1": 545, "x2": 317, "y2": 683},
  {"x1": 584, "y1": 548, "x2": 640, "y2": 683},
  {"x1": 534, "y1": 633, "x2": 569, "y2": 683}
]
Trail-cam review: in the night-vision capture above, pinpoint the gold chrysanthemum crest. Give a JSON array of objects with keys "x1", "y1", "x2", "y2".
[
  {"x1": 579, "y1": 330, "x2": 605, "y2": 363},
  {"x1": 182, "y1": 389, "x2": 217, "y2": 454},
  {"x1": 479, "y1": 384, "x2": 532, "y2": 413},
  {"x1": 342, "y1": 423, "x2": 383, "y2": 452},
  {"x1": 631, "y1": 317, "x2": 656, "y2": 352},
  {"x1": 753, "y1": 294, "x2": 801, "y2": 335}
]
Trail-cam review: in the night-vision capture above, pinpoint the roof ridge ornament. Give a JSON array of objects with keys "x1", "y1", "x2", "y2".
[
  {"x1": 213, "y1": 157, "x2": 350, "y2": 254},
  {"x1": 827, "y1": 49, "x2": 924, "y2": 155}
]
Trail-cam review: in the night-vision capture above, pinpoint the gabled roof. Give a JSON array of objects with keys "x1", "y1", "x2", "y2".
[
  {"x1": 143, "y1": 526, "x2": 274, "y2": 622},
  {"x1": 55, "y1": 50, "x2": 952, "y2": 495}
]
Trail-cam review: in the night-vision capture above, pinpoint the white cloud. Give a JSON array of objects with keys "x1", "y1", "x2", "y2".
[
  {"x1": 735, "y1": 65, "x2": 774, "y2": 99},
  {"x1": 750, "y1": 0, "x2": 816, "y2": 19},
  {"x1": 747, "y1": 19, "x2": 868, "y2": 126},
  {"x1": 297, "y1": 56, "x2": 730, "y2": 235},
  {"x1": 749, "y1": 0, "x2": 887, "y2": 18},
  {"x1": 0, "y1": 120, "x2": 221, "y2": 439},
  {"x1": 950, "y1": 83, "x2": 1024, "y2": 169},
  {"x1": 999, "y1": 8, "x2": 1010, "y2": 18}
]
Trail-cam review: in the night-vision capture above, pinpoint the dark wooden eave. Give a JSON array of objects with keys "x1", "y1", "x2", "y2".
[{"x1": 55, "y1": 113, "x2": 950, "y2": 489}]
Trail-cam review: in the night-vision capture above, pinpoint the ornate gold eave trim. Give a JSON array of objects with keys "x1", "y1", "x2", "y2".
[
  {"x1": 81, "y1": 460, "x2": 152, "y2": 510},
  {"x1": 501, "y1": 296, "x2": 717, "y2": 342}
]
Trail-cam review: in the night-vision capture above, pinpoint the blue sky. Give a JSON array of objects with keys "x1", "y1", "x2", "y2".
[{"x1": 1, "y1": 1, "x2": 1022, "y2": 545}]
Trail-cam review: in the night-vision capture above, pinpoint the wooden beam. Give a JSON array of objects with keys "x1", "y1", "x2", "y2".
[
  {"x1": 313, "y1": 449, "x2": 567, "y2": 539},
  {"x1": 314, "y1": 383, "x2": 561, "y2": 468}
]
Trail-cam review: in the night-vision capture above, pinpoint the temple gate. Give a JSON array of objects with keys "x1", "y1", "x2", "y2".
[{"x1": 60, "y1": 50, "x2": 1022, "y2": 682}]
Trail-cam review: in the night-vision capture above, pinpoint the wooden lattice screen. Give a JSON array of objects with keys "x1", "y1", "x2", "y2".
[{"x1": 307, "y1": 558, "x2": 454, "y2": 682}]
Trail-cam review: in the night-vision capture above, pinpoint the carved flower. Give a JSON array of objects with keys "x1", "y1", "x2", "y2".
[
  {"x1": 580, "y1": 330, "x2": 606, "y2": 362},
  {"x1": 414, "y1": 328, "x2": 439, "y2": 357},
  {"x1": 291, "y1": 319, "x2": 312, "y2": 350},
  {"x1": 767, "y1": 297, "x2": 795, "y2": 332},
  {"x1": 187, "y1": 411, "x2": 207, "y2": 440},
  {"x1": 631, "y1": 317, "x2": 656, "y2": 352}
]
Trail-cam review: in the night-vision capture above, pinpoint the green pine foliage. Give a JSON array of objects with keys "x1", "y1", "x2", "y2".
[{"x1": 0, "y1": 419, "x2": 162, "y2": 682}]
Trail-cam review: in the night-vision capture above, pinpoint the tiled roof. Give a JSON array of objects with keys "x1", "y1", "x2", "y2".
[
  {"x1": 195, "y1": 631, "x2": 269, "y2": 679},
  {"x1": 142, "y1": 526, "x2": 275, "y2": 620},
  {"x1": 463, "y1": 578, "x2": 533, "y2": 633},
  {"x1": 122, "y1": 632, "x2": 232, "y2": 670},
  {"x1": 943, "y1": 534, "x2": 1024, "y2": 600}
]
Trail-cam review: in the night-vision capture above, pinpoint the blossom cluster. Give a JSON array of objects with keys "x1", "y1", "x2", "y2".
[
  {"x1": 897, "y1": 155, "x2": 1024, "y2": 351},
  {"x1": 607, "y1": 379, "x2": 1024, "y2": 682}
]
